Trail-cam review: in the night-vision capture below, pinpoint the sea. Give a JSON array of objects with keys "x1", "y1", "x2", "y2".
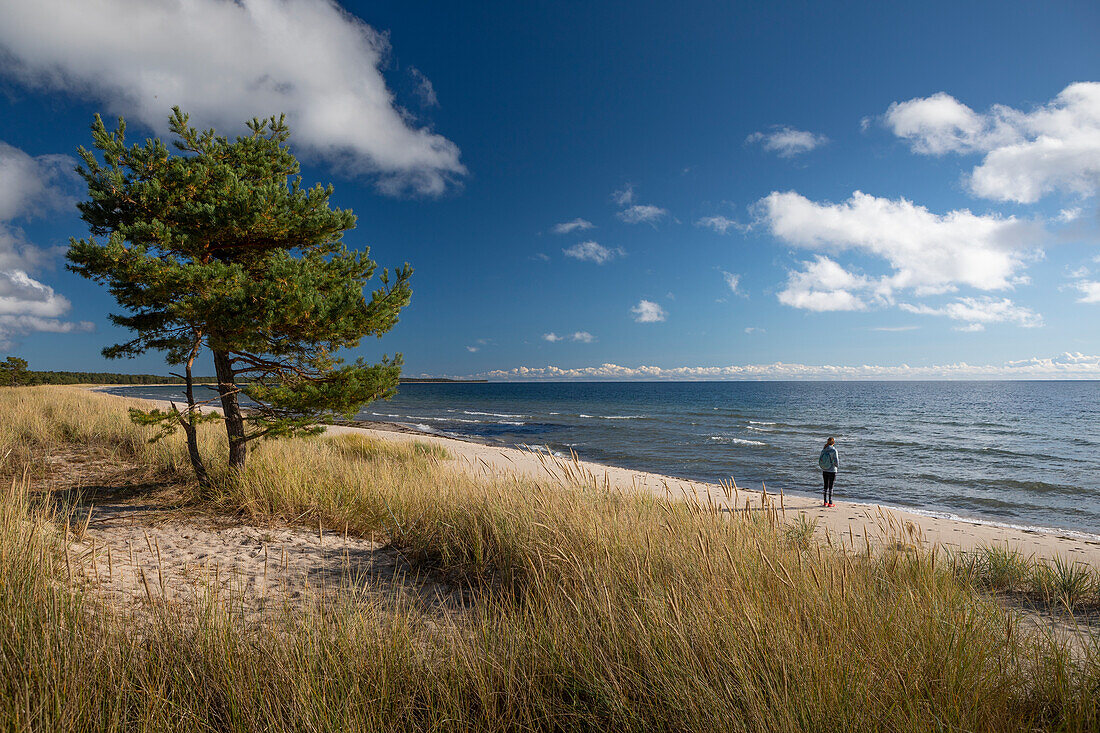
[{"x1": 106, "y1": 381, "x2": 1100, "y2": 537}]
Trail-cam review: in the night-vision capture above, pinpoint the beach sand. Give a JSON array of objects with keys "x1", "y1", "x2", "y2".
[
  {"x1": 103, "y1": 388, "x2": 1100, "y2": 568},
  {"x1": 322, "y1": 421, "x2": 1100, "y2": 567}
]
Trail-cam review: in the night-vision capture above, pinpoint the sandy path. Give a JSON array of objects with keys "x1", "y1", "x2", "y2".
[
  {"x1": 42, "y1": 443, "x2": 468, "y2": 621},
  {"x1": 69, "y1": 515, "x2": 467, "y2": 622}
]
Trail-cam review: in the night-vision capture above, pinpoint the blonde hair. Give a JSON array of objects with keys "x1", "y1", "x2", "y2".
[{"x1": 825, "y1": 437, "x2": 835, "y2": 447}]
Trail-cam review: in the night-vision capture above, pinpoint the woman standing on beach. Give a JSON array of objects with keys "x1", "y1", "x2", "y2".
[{"x1": 819, "y1": 437, "x2": 839, "y2": 507}]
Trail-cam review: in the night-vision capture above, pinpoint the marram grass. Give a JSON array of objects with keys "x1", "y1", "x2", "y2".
[{"x1": 1, "y1": 385, "x2": 1098, "y2": 731}]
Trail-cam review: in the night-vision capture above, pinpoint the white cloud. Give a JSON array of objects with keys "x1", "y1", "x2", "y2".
[
  {"x1": 0, "y1": 142, "x2": 90, "y2": 345},
  {"x1": 0, "y1": 141, "x2": 73, "y2": 272},
  {"x1": 721, "y1": 271, "x2": 742, "y2": 294},
  {"x1": 758, "y1": 190, "x2": 1041, "y2": 299},
  {"x1": 617, "y1": 204, "x2": 668, "y2": 225},
  {"x1": 1057, "y1": 207, "x2": 1083, "y2": 223},
  {"x1": 611, "y1": 184, "x2": 635, "y2": 206},
  {"x1": 900, "y1": 296, "x2": 1043, "y2": 331},
  {"x1": 477, "y1": 353, "x2": 1100, "y2": 381},
  {"x1": 531, "y1": 252, "x2": 551, "y2": 262},
  {"x1": 407, "y1": 66, "x2": 438, "y2": 108},
  {"x1": 0, "y1": 0, "x2": 464, "y2": 195},
  {"x1": 0, "y1": 314, "x2": 94, "y2": 348},
  {"x1": 0, "y1": 141, "x2": 72, "y2": 222},
  {"x1": 884, "y1": 83, "x2": 1100, "y2": 203},
  {"x1": 465, "y1": 345, "x2": 479, "y2": 353},
  {"x1": 563, "y1": 241, "x2": 623, "y2": 264},
  {"x1": 777, "y1": 256, "x2": 873, "y2": 312},
  {"x1": 746, "y1": 126, "x2": 828, "y2": 157},
  {"x1": 0, "y1": 270, "x2": 73, "y2": 317},
  {"x1": 544, "y1": 330, "x2": 595, "y2": 343},
  {"x1": 631, "y1": 299, "x2": 667, "y2": 323},
  {"x1": 884, "y1": 92, "x2": 996, "y2": 155},
  {"x1": 1073, "y1": 280, "x2": 1100, "y2": 303},
  {"x1": 552, "y1": 218, "x2": 595, "y2": 235},
  {"x1": 744, "y1": 327, "x2": 764, "y2": 334},
  {"x1": 695, "y1": 215, "x2": 745, "y2": 234}
]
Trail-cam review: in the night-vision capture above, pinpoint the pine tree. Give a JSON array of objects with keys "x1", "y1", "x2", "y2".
[
  {"x1": 0, "y1": 357, "x2": 29, "y2": 387},
  {"x1": 68, "y1": 109, "x2": 412, "y2": 485}
]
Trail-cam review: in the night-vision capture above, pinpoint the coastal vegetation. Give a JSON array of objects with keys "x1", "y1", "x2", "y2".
[
  {"x1": 1, "y1": 385, "x2": 1098, "y2": 731},
  {"x1": 0, "y1": 361, "x2": 219, "y2": 386},
  {"x1": 0, "y1": 360, "x2": 488, "y2": 386},
  {"x1": 67, "y1": 109, "x2": 411, "y2": 483}
]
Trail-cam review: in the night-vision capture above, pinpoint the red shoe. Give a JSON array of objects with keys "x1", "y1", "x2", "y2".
[{"x1": 827, "y1": 502, "x2": 835, "y2": 508}]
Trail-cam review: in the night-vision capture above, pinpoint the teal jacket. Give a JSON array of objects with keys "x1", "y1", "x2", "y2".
[{"x1": 819, "y1": 445, "x2": 839, "y2": 473}]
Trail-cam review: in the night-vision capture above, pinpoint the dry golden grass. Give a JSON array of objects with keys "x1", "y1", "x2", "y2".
[{"x1": 1, "y1": 385, "x2": 1098, "y2": 731}]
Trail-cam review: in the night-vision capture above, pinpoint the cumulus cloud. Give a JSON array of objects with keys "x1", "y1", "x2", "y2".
[
  {"x1": 551, "y1": 218, "x2": 595, "y2": 235},
  {"x1": 0, "y1": 314, "x2": 94, "y2": 346},
  {"x1": 0, "y1": 141, "x2": 74, "y2": 272},
  {"x1": 0, "y1": 141, "x2": 72, "y2": 222},
  {"x1": 0, "y1": 0, "x2": 464, "y2": 195},
  {"x1": 900, "y1": 296, "x2": 1043, "y2": 331},
  {"x1": 777, "y1": 256, "x2": 873, "y2": 312},
  {"x1": 758, "y1": 190, "x2": 1041, "y2": 299},
  {"x1": 617, "y1": 204, "x2": 668, "y2": 225},
  {"x1": 476, "y1": 353, "x2": 1100, "y2": 381},
  {"x1": 746, "y1": 126, "x2": 828, "y2": 157},
  {"x1": 884, "y1": 83, "x2": 1100, "y2": 203},
  {"x1": 1073, "y1": 280, "x2": 1100, "y2": 303},
  {"x1": 0, "y1": 270, "x2": 74, "y2": 317},
  {"x1": 0, "y1": 142, "x2": 90, "y2": 345},
  {"x1": 542, "y1": 332, "x2": 562, "y2": 342},
  {"x1": 631, "y1": 299, "x2": 667, "y2": 323},
  {"x1": 563, "y1": 241, "x2": 623, "y2": 264},
  {"x1": 695, "y1": 215, "x2": 745, "y2": 234},
  {"x1": 465, "y1": 345, "x2": 479, "y2": 353}
]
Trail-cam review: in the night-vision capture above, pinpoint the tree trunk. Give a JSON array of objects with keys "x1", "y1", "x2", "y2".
[
  {"x1": 212, "y1": 348, "x2": 248, "y2": 470},
  {"x1": 181, "y1": 359, "x2": 212, "y2": 489}
]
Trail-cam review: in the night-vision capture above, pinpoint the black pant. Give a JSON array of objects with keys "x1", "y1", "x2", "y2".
[{"x1": 822, "y1": 471, "x2": 836, "y2": 503}]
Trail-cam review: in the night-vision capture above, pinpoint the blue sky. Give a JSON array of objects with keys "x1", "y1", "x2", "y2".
[{"x1": 1, "y1": 0, "x2": 1099, "y2": 379}]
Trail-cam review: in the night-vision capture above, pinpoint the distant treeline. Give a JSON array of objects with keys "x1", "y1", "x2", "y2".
[
  {"x1": 11, "y1": 372, "x2": 485, "y2": 386},
  {"x1": 23, "y1": 371, "x2": 219, "y2": 386},
  {"x1": 2, "y1": 357, "x2": 484, "y2": 386}
]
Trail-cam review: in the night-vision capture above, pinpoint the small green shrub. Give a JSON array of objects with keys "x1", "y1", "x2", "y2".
[
  {"x1": 976, "y1": 544, "x2": 1033, "y2": 591},
  {"x1": 1030, "y1": 556, "x2": 1096, "y2": 612},
  {"x1": 784, "y1": 512, "x2": 819, "y2": 550}
]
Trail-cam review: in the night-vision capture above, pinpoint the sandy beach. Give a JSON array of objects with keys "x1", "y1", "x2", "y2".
[{"x1": 105, "y1": 389, "x2": 1100, "y2": 568}]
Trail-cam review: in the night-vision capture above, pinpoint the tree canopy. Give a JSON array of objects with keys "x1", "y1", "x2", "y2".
[
  {"x1": 0, "y1": 357, "x2": 29, "y2": 387},
  {"x1": 68, "y1": 108, "x2": 412, "y2": 482}
]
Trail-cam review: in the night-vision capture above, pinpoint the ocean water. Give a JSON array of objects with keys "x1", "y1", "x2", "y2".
[{"x1": 107, "y1": 381, "x2": 1100, "y2": 536}]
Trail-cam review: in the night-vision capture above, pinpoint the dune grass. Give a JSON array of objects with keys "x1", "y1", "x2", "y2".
[{"x1": 1, "y1": 385, "x2": 1099, "y2": 731}]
